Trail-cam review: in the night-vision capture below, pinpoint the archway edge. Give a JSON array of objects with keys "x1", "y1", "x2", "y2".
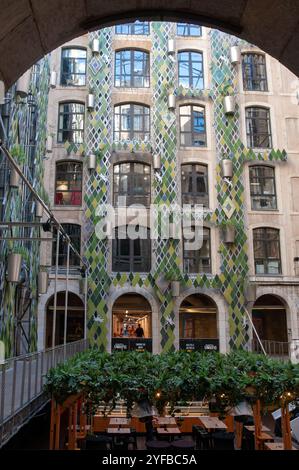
[{"x1": 1, "y1": 1, "x2": 299, "y2": 87}]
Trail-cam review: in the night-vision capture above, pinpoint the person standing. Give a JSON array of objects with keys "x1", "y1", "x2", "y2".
[{"x1": 135, "y1": 323, "x2": 144, "y2": 338}]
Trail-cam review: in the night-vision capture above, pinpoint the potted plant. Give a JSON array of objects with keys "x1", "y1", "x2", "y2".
[
  {"x1": 220, "y1": 220, "x2": 237, "y2": 244},
  {"x1": 221, "y1": 158, "x2": 233, "y2": 178},
  {"x1": 165, "y1": 268, "x2": 182, "y2": 297},
  {"x1": 87, "y1": 90, "x2": 95, "y2": 110},
  {"x1": 7, "y1": 250, "x2": 22, "y2": 283},
  {"x1": 220, "y1": 82, "x2": 235, "y2": 115},
  {"x1": 38, "y1": 267, "x2": 49, "y2": 295}
]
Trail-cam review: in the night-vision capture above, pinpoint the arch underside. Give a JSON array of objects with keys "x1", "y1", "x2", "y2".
[{"x1": 1, "y1": 1, "x2": 298, "y2": 87}]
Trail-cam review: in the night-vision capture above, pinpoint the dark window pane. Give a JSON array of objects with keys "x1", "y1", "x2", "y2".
[
  {"x1": 55, "y1": 162, "x2": 83, "y2": 206},
  {"x1": 113, "y1": 161, "x2": 151, "y2": 206},
  {"x1": 115, "y1": 22, "x2": 149, "y2": 35},
  {"x1": 249, "y1": 165, "x2": 277, "y2": 210},
  {"x1": 246, "y1": 107, "x2": 272, "y2": 149},
  {"x1": 177, "y1": 24, "x2": 202, "y2": 36},
  {"x1": 181, "y1": 163, "x2": 209, "y2": 207},
  {"x1": 114, "y1": 103, "x2": 150, "y2": 141},
  {"x1": 242, "y1": 53, "x2": 268, "y2": 91},
  {"x1": 115, "y1": 50, "x2": 150, "y2": 88},
  {"x1": 178, "y1": 51, "x2": 204, "y2": 89},
  {"x1": 61, "y1": 48, "x2": 87, "y2": 86},
  {"x1": 52, "y1": 224, "x2": 81, "y2": 266},
  {"x1": 180, "y1": 105, "x2": 206, "y2": 147},
  {"x1": 253, "y1": 228, "x2": 281, "y2": 275},
  {"x1": 112, "y1": 226, "x2": 151, "y2": 272},
  {"x1": 57, "y1": 102, "x2": 85, "y2": 143}
]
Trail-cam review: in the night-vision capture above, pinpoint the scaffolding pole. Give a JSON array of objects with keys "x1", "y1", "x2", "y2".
[
  {"x1": 52, "y1": 230, "x2": 60, "y2": 350},
  {"x1": 63, "y1": 242, "x2": 70, "y2": 358}
]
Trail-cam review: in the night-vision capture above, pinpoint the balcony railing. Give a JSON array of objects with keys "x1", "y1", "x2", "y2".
[
  {"x1": 252, "y1": 338, "x2": 289, "y2": 357},
  {"x1": 0, "y1": 338, "x2": 88, "y2": 447}
]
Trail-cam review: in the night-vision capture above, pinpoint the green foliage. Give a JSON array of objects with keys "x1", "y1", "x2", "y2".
[
  {"x1": 44, "y1": 350, "x2": 299, "y2": 415},
  {"x1": 10, "y1": 144, "x2": 26, "y2": 165}
]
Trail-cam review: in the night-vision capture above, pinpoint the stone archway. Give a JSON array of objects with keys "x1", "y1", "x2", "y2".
[{"x1": 0, "y1": 1, "x2": 299, "y2": 87}]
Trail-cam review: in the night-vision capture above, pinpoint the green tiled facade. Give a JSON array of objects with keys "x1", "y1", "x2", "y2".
[
  {"x1": 83, "y1": 24, "x2": 287, "y2": 352},
  {"x1": 0, "y1": 60, "x2": 50, "y2": 357}
]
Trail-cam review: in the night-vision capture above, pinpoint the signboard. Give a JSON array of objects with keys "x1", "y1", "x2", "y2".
[
  {"x1": 179, "y1": 339, "x2": 219, "y2": 352},
  {"x1": 112, "y1": 338, "x2": 152, "y2": 352}
]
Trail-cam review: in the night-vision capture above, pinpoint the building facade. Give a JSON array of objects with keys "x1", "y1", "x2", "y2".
[{"x1": 1, "y1": 22, "x2": 299, "y2": 359}]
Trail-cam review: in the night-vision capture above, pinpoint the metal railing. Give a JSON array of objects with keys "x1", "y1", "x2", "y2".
[
  {"x1": 0, "y1": 338, "x2": 88, "y2": 447},
  {"x1": 252, "y1": 338, "x2": 289, "y2": 357}
]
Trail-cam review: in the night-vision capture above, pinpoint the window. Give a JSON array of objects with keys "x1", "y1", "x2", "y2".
[
  {"x1": 249, "y1": 166, "x2": 277, "y2": 210},
  {"x1": 242, "y1": 53, "x2": 268, "y2": 91},
  {"x1": 112, "y1": 226, "x2": 151, "y2": 272},
  {"x1": 181, "y1": 164, "x2": 209, "y2": 207},
  {"x1": 55, "y1": 162, "x2": 83, "y2": 206},
  {"x1": 113, "y1": 162, "x2": 151, "y2": 206},
  {"x1": 179, "y1": 105, "x2": 206, "y2": 147},
  {"x1": 177, "y1": 24, "x2": 202, "y2": 36},
  {"x1": 178, "y1": 51, "x2": 204, "y2": 89},
  {"x1": 183, "y1": 227, "x2": 211, "y2": 273},
  {"x1": 114, "y1": 103, "x2": 150, "y2": 141},
  {"x1": 253, "y1": 228, "x2": 281, "y2": 275},
  {"x1": 115, "y1": 50, "x2": 150, "y2": 88},
  {"x1": 58, "y1": 102, "x2": 85, "y2": 144},
  {"x1": 61, "y1": 48, "x2": 87, "y2": 86},
  {"x1": 52, "y1": 224, "x2": 81, "y2": 266},
  {"x1": 246, "y1": 107, "x2": 272, "y2": 148},
  {"x1": 115, "y1": 22, "x2": 149, "y2": 35}
]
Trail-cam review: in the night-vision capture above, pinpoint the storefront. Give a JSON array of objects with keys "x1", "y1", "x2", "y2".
[
  {"x1": 179, "y1": 293, "x2": 219, "y2": 352},
  {"x1": 112, "y1": 293, "x2": 152, "y2": 352}
]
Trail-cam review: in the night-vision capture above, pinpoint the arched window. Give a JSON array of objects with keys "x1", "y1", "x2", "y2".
[
  {"x1": 115, "y1": 50, "x2": 150, "y2": 87},
  {"x1": 181, "y1": 163, "x2": 209, "y2": 207},
  {"x1": 183, "y1": 227, "x2": 211, "y2": 273},
  {"x1": 178, "y1": 51, "x2": 204, "y2": 89},
  {"x1": 60, "y1": 47, "x2": 87, "y2": 86},
  {"x1": 112, "y1": 226, "x2": 151, "y2": 272},
  {"x1": 242, "y1": 53, "x2": 267, "y2": 91},
  {"x1": 246, "y1": 106, "x2": 272, "y2": 148},
  {"x1": 55, "y1": 161, "x2": 83, "y2": 206},
  {"x1": 52, "y1": 223, "x2": 81, "y2": 267},
  {"x1": 177, "y1": 24, "x2": 202, "y2": 37},
  {"x1": 249, "y1": 165, "x2": 277, "y2": 210},
  {"x1": 113, "y1": 162, "x2": 151, "y2": 206},
  {"x1": 57, "y1": 102, "x2": 85, "y2": 143},
  {"x1": 114, "y1": 103, "x2": 150, "y2": 141},
  {"x1": 253, "y1": 228, "x2": 281, "y2": 275},
  {"x1": 179, "y1": 104, "x2": 206, "y2": 146},
  {"x1": 115, "y1": 22, "x2": 149, "y2": 35}
]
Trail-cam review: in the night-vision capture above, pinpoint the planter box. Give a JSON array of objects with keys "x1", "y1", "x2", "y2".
[
  {"x1": 171, "y1": 280, "x2": 180, "y2": 297},
  {"x1": 50, "y1": 71, "x2": 57, "y2": 88},
  {"x1": 38, "y1": 271, "x2": 49, "y2": 294},
  {"x1": 87, "y1": 93, "x2": 95, "y2": 110},
  {"x1": 35, "y1": 201, "x2": 43, "y2": 218},
  {"x1": 7, "y1": 253, "x2": 22, "y2": 283},
  {"x1": 223, "y1": 95, "x2": 235, "y2": 115},
  {"x1": 91, "y1": 38, "x2": 100, "y2": 54},
  {"x1": 168, "y1": 39, "x2": 175, "y2": 54},
  {"x1": 168, "y1": 94, "x2": 176, "y2": 110},
  {"x1": 16, "y1": 70, "x2": 31, "y2": 98},
  {"x1": 80, "y1": 277, "x2": 87, "y2": 295},
  {"x1": 223, "y1": 225, "x2": 235, "y2": 244},
  {"x1": 221, "y1": 159, "x2": 233, "y2": 178},
  {"x1": 230, "y1": 46, "x2": 240, "y2": 64},
  {"x1": 88, "y1": 153, "x2": 96, "y2": 170},
  {"x1": 10, "y1": 168, "x2": 20, "y2": 188},
  {"x1": 46, "y1": 135, "x2": 53, "y2": 153},
  {"x1": 153, "y1": 154, "x2": 161, "y2": 170}
]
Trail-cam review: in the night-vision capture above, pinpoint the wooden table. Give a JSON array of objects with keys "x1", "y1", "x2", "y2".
[
  {"x1": 107, "y1": 428, "x2": 131, "y2": 434},
  {"x1": 199, "y1": 416, "x2": 227, "y2": 431},
  {"x1": 157, "y1": 427, "x2": 181, "y2": 435},
  {"x1": 245, "y1": 425, "x2": 271, "y2": 433},
  {"x1": 156, "y1": 417, "x2": 176, "y2": 426},
  {"x1": 109, "y1": 418, "x2": 130, "y2": 426},
  {"x1": 265, "y1": 442, "x2": 297, "y2": 451}
]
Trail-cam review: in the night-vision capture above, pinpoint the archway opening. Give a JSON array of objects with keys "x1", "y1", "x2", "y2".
[
  {"x1": 179, "y1": 294, "x2": 219, "y2": 352},
  {"x1": 45, "y1": 292, "x2": 84, "y2": 348},
  {"x1": 252, "y1": 294, "x2": 289, "y2": 356},
  {"x1": 112, "y1": 293, "x2": 152, "y2": 352}
]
